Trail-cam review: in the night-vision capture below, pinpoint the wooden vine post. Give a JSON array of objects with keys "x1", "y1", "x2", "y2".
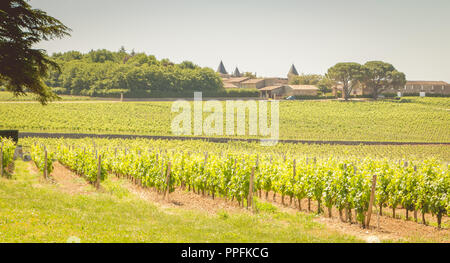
[
  {"x1": 248, "y1": 167, "x2": 255, "y2": 213},
  {"x1": 96, "y1": 154, "x2": 102, "y2": 189},
  {"x1": 292, "y1": 159, "x2": 296, "y2": 207},
  {"x1": 366, "y1": 174, "x2": 378, "y2": 228},
  {"x1": 293, "y1": 159, "x2": 296, "y2": 179},
  {"x1": 164, "y1": 162, "x2": 172, "y2": 200},
  {"x1": 203, "y1": 152, "x2": 208, "y2": 197},
  {"x1": 43, "y1": 146, "x2": 48, "y2": 179},
  {"x1": 0, "y1": 142, "x2": 3, "y2": 177}
]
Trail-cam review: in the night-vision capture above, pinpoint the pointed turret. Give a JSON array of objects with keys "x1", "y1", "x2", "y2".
[
  {"x1": 288, "y1": 64, "x2": 299, "y2": 76},
  {"x1": 232, "y1": 67, "x2": 241, "y2": 77},
  {"x1": 217, "y1": 61, "x2": 228, "y2": 75}
]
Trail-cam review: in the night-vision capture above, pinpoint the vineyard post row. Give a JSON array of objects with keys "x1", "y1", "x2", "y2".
[
  {"x1": 0, "y1": 138, "x2": 16, "y2": 177},
  {"x1": 31, "y1": 143, "x2": 103, "y2": 187},
  {"x1": 164, "y1": 162, "x2": 171, "y2": 200},
  {"x1": 366, "y1": 174, "x2": 377, "y2": 227},
  {"x1": 28, "y1": 142, "x2": 449, "y2": 229},
  {"x1": 1, "y1": 142, "x2": 3, "y2": 177},
  {"x1": 96, "y1": 154, "x2": 101, "y2": 189},
  {"x1": 43, "y1": 146, "x2": 47, "y2": 179}
]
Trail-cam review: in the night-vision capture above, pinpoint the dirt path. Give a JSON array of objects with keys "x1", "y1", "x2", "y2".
[
  {"x1": 108, "y1": 172, "x2": 449, "y2": 242},
  {"x1": 259, "y1": 191, "x2": 449, "y2": 243},
  {"x1": 34, "y1": 161, "x2": 243, "y2": 214},
  {"x1": 50, "y1": 162, "x2": 96, "y2": 194},
  {"x1": 110, "y1": 175, "x2": 244, "y2": 215},
  {"x1": 29, "y1": 161, "x2": 95, "y2": 194}
]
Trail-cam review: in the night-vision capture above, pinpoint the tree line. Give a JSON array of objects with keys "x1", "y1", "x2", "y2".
[{"x1": 46, "y1": 48, "x2": 223, "y2": 97}]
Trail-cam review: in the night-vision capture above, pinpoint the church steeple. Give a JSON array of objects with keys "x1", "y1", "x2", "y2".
[
  {"x1": 288, "y1": 64, "x2": 299, "y2": 76},
  {"x1": 232, "y1": 67, "x2": 241, "y2": 77},
  {"x1": 287, "y1": 64, "x2": 299, "y2": 83},
  {"x1": 217, "y1": 61, "x2": 228, "y2": 74}
]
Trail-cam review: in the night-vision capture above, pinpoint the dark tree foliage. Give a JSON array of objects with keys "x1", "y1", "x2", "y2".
[
  {"x1": 361, "y1": 61, "x2": 406, "y2": 99},
  {"x1": 327, "y1": 63, "x2": 363, "y2": 100},
  {"x1": 0, "y1": 0, "x2": 71, "y2": 104},
  {"x1": 46, "y1": 49, "x2": 224, "y2": 98}
]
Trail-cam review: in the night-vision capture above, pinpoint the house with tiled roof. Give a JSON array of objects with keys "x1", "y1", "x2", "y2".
[
  {"x1": 241, "y1": 78, "x2": 266, "y2": 89},
  {"x1": 222, "y1": 77, "x2": 250, "y2": 88},
  {"x1": 288, "y1": 85, "x2": 319, "y2": 96},
  {"x1": 259, "y1": 85, "x2": 289, "y2": 99},
  {"x1": 217, "y1": 61, "x2": 291, "y2": 91},
  {"x1": 258, "y1": 84, "x2": 319, "y2": 99},
  {"x1": 223, "y1": 82, "x2": 238, "y2": 89},
  {"x1": 401, "y1": 81, "x2": 450, "y2": 95},
  {"x1": 332, "y1": 80, "x2": 450, "y2": 97}
]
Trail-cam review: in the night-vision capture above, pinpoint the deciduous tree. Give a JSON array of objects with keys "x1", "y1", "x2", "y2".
[
  {"x1": 361, "y1": 61, "x2": 406, "y2": 99},
  {"x1": 326, "y1": 63, "x2": 363, "y2": 101}
]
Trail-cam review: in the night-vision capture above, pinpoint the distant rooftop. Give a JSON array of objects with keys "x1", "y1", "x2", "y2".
[
  {"x1": 223, "y1": 77, "x2": 250, "y2": 83},
  {"x1": 288, "y1": 85, "x2": 319, "y2": 90},
  {"x1": 259, "y1": 85, "x2": 285, "y2": 91},
  {"x1": 217, "y1": 61, "x2": 228, "y2": 74},
  {"x1": 232, "y1": 67, "x2": 241, "y2": 77},
  {"x1": 242, "y1": 78, "x2": 265, "y2": 84},
  {"x1": 223, "y1": 82, "x2": 238, "y2": 89},
  {"x1": 288, "y1": 64, "x2": 299, "y2": 76},
  {"x1": 406, "y1": 81, "x2": 448, "y2": 85}
]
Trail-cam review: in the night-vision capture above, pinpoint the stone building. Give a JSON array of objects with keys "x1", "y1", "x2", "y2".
[
  {"x1": 217, "y1": 61, "x2": 450, "y2": 97},
  {"x1": 264, "y1": 77, "x2": 288, "y2": 86},
  {"x1": 288, "y1": 85, "x2": 319, "y2": 96},
  {"x1": 259, "y1": 85, "x2": 319, "y2": 98},
  {"x1": 241, "y1": 78, "x2": 266, "y2": 89},
  {"x1": 259, "y1": 85, "x2": 290, "y2": 99},
  {"x1": 217, "y1": 61, "x2": 291, "y2": 90},
  {"x1": 401, "y1": 81, "x2": 450, "y2": 95},
  {"x1": 222, "y1": 77, "x2": 250, "y2": 89},
  {"x1": 332, "y1": 83, "x2": 370, "y2": 97},
  {"x1": 332, "y1": 80, "x2": 450, "y2": 97}
]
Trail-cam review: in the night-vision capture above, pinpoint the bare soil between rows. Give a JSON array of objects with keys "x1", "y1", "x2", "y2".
[
  {"x1": 42, "y1": 162, "x2": 449, "y2": 243},
  {"x1": 259, "y1": 191, "x2": 449, "y2": 243}
]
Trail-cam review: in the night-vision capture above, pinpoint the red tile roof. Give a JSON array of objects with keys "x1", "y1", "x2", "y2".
[
  {"x1": 259, "y1": 85, "x2": 284, "y2": 91},
  {"x1": 289, "y1": 85, "x2": 319, "y2": 90},
  {"x1": 406, "y1": 81, "x2": 448, "y2": 85},
  {"x1": 223, "y1": 77, "x2": 250, "y2": 83},
  {"x1": 242, "y1": 78, "x2": 265, "y2": 84},
  {"x1": 223, "y1": 82, "x2": 238, "y2": 89}
]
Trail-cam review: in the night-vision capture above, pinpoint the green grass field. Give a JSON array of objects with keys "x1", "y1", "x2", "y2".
[
  {"x1": 0, "y1": 160, "x2": 361, "y2": 243},
  {"x1": 1, "y1": 97, "x2": 449, "y2": 142},
  {"x1": 0, "y1": 91, "x2": 93, "y2": 101},
  {"x1": 20, "y1": 137, "x2": 450, "y2": 160}
]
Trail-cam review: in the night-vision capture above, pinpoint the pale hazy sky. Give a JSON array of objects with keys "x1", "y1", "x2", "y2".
[{"x1": 32, "y1": 0, "x2": 450, "y2": 81}]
